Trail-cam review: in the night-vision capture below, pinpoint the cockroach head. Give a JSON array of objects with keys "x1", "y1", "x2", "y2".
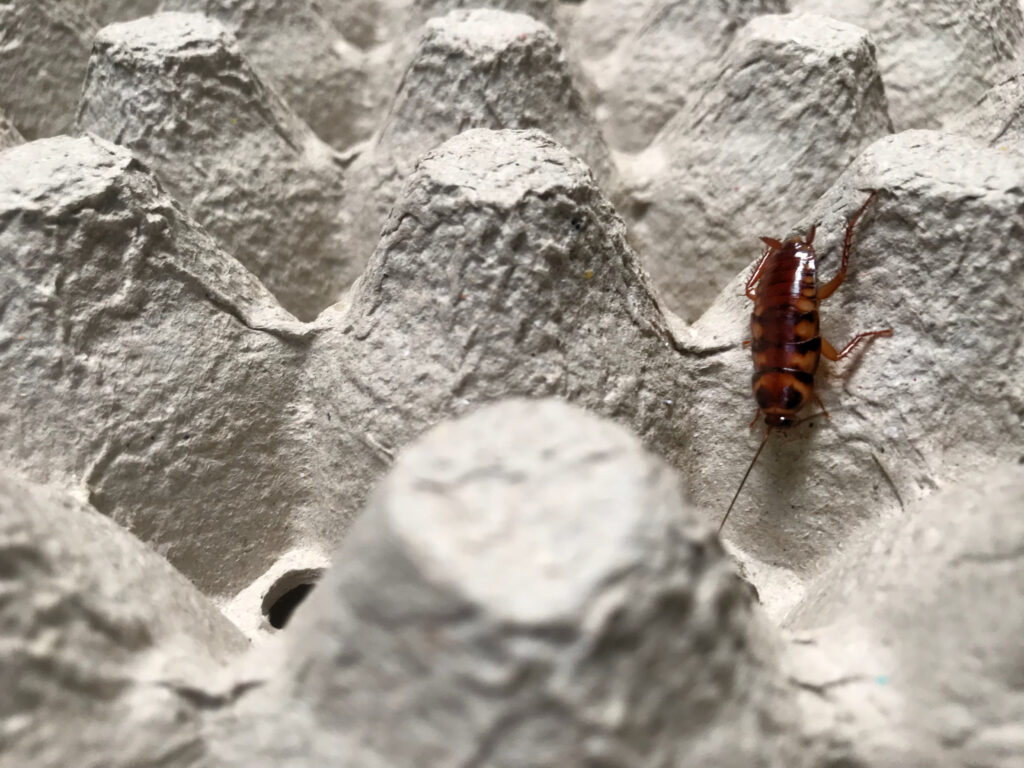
[{"x1": 765, "y1": 414, "x2": 794, "y2": 429}]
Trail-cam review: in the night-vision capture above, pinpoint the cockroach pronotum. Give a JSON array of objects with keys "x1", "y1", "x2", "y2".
[{"x1": 719, "y1": 191, "x2": 893, "y2": 533}]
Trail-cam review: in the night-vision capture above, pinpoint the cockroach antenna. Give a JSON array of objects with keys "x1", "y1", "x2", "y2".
[{"x1": 719, "y1": 429, "x2": 770, "y2": 533}]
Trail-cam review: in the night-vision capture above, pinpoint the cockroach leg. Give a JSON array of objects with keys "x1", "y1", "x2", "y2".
[
  {"x1": 745, "y1": 240, "x2": 778, "y2": 299},
  {"x1": 748, "y1": 408, "x2": 762, "y2": 428},
  {"x1": 818, "y1": 190, "x2": 878, "y2": 301},
  {"x1": 821, "y1": 329, "x2": 894, "y2": 361},
  {"x1": 811, "y1": 392, "x2": 831, "y2": 420}
]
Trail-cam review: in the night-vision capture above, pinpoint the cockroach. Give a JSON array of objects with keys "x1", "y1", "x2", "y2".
[{"x1": 719, "y1": 191, "x2": 893, "y2": 533}]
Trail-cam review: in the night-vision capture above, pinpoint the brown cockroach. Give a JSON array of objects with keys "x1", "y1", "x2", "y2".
[{"x1": 719, "y1": 191, "x2": 893, "y2": 533}]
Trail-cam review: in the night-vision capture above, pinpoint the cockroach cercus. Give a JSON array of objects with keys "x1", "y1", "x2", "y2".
[{"x1": 719, "y1": 191, "x2": 893, "y2": 533}]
